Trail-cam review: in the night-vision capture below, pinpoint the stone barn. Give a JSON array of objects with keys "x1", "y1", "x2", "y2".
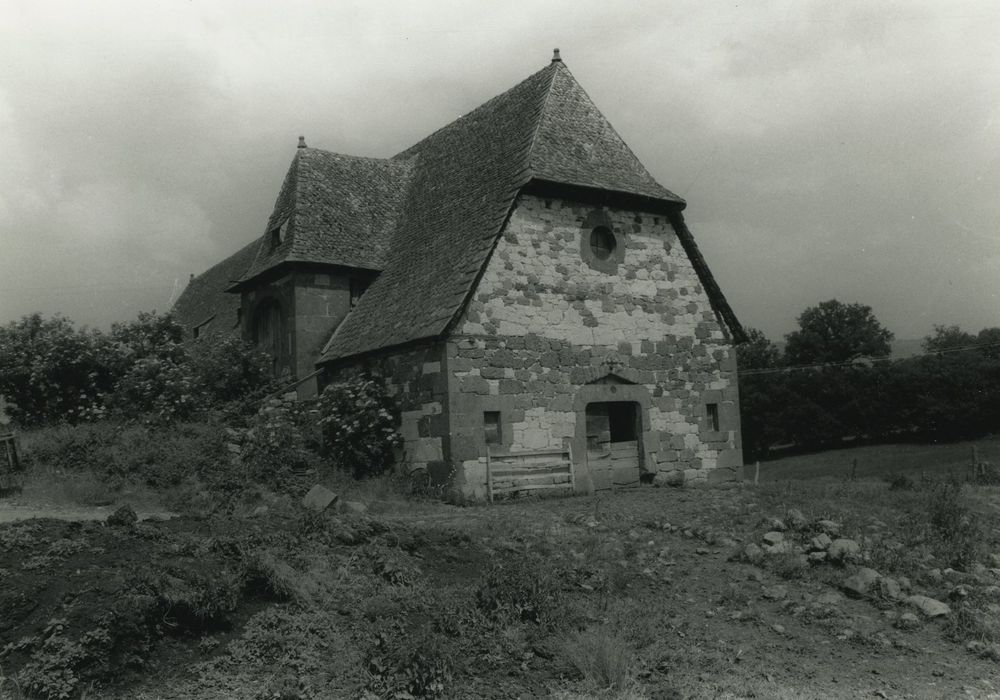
[{"x1": 172, "y1": 51, "x2": 747, "y2": 497}]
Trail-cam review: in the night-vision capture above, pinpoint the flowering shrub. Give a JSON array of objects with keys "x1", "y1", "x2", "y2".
[
  {"x1": 242, "y1": 398, "x2": 320, "y2": 489},
  {"x1": 317, "y1": 375, "x2": 401, "y2": 479},
  {"x1": 0, "y1": 312, "x2": 275, "y2": 426}
]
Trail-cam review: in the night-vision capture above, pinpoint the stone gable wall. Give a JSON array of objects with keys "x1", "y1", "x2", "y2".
[{"x1": 449, "y1": 194, "x2": 742, "y2": 496}]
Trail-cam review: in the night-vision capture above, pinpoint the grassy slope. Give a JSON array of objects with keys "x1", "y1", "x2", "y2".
[
  {"x1": 758, "y1": 435, "x2": 1000, "y2": 482},
  {"x1": 5, "y1": 477, "x2": 1000, "y2": 700}
]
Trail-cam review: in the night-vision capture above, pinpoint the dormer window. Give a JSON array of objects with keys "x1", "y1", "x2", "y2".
[
  {"x1": 350, "y1": 278, "x2": 371, "y2": 308},
  {"x1": 269, "y1": 226, "x2": 283, "y2": 250}
]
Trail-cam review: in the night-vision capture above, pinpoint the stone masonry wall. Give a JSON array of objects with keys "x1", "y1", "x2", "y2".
[
  {"x1": 292, "y1": 270, "x2": 353, "y2": 396},
  {"x1": 324, "y1": 342, "x2": 451, "y2": 481},
  {"x1": 449, "y1": 194, "x2": 741, "y2": 496}
]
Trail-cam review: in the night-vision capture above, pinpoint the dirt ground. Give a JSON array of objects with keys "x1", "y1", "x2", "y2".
[{"x1": 2, "y1": 483, "x2": 999, "y2": 699}]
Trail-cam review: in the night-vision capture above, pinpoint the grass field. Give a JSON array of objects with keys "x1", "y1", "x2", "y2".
[{"x1": 757, "y1": 435, "x2": 1000, "y2": 482}]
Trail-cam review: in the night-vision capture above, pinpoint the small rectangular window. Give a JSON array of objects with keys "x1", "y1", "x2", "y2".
[
  {"x1": 484, "y1": 411, "x2": 502, "y2": 445},
  {"x1": 350, "y1": 278, "x2": 371, "y2": 308},
  {"x1": 707, "y1": 403, "x2": 720, "y2": 432}
]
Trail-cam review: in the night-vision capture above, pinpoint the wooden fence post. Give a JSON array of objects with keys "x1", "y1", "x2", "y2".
[{"x1": 754, "y1": 461, "x2": 760, "y2": 485}]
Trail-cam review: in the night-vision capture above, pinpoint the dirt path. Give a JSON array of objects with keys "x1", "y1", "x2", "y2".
[{"x1": 0, "y1": 497, "x2": 177, "y2": 523}]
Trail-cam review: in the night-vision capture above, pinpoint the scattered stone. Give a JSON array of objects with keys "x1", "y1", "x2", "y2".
[
  {"x1": 251, "y1": 505, "x2": 269, "y2": 518},
  {"x1": 842, "y1": 567, "x2": 881, "y2": 597},
  {"x1": 583, "y1": 516, "x2": 599, "y2": 528},
  {"x1": 341, "y1": 500, "x2": 368, "y2": 516},
  {"x1": 106, "y1": 504, "x2": 138, "y2": 528},
  {"x1": 302, "y1": 484, "x2": 338, "y2": 512},
  {"x1": 907, "y1": 595, "x2": 951, "y2": 618},
  {"x1": 772, "y1": 623, "x2": 786, "y2": 634},
  {"x1": 827, "y1": 538, "x2": 861, "y2": 565},
  {"x1": 695, "y1": 547, "x2": 711, "y2": 556},
  {"x1": 810, "y1": 533, "x2": 833, "y2": 551},
  {"x1": 762, "y1": 531, "x2": 784, "y2": 546},
  {"x1": 808, "y1": 551, "x2": 828, "y2": 564},
  {"x1": 816, "y1": 591, "x2": 844, "y2": 606},
  {"x1": 950, "y1": 585, "x2": 971, "y2": 599},
  {"x1": 746, "y1": 567, "x2": 764, "y2": 582},
  {"x1": 895, "y1": 612, "x2": 920, "y2": 630},
  {"x1": 765, "y1": 518, "x2": 787, "y2": 532},
  {"x1": 762, "y1": 584, "x2": 788, "y2": 600},
  {"x1": 815, "y1": 519, "x2": 842, "y2": 537},
  {"x1": 654, "y1": 471, "x2": 684, "y2": 488},
  {"x1": 877, "y1": 577, "x2": 903, "y2": 601},
  {"x1": 927, "y1": 568, "x2": 943, "y2": 583},
  {"x1": 786, "y1": 508, "x2": 808, "y2": 530},
  {"x1": 898, "y1": 576, "x2": 912, "y2": 592},
  {"x1": 764, "y1": 541, "x2": 796, "y2": 556},
  {"x1": 989, "y1": 553, "x2": 1000, "y2": 568}
]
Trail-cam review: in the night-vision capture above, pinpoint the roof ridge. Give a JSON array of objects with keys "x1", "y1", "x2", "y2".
[
  {"x1": 392, "y1": 62, "x2": 558, "y2": 160},
  {"x1": 524, "y1": 62, "x2": 561, "y2": 179}
]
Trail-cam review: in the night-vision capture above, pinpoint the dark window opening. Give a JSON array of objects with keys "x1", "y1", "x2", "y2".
[
  {"x1": 707, "y1": 403, "x2": 720, "y2": 432},
  {"x1": 484, "y1": 411, "x2": 502, "y2": 445},
  {"x1": 350, "y1": 278, "x2": 371, "y2": 308},
  {"x1": 586, "y1": 401, "x2": 638, "y2": 450},
  {"x1": 193, "y1": 326, "x2": 200, "y2": 339},
  {"x1": 269, "y1": 226, "x2": 283, "y2": 250},
  {"x1": 589, "y1": 226, "x2": 616, "y2": 260}
]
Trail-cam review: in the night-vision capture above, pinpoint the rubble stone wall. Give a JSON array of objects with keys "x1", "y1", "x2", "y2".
[
  {"x1": 323, "y1": 342, "x2": 451, "y2": 481},
  {"x1": 449, "y1": 194, "x2": 742, "y2": 496}
]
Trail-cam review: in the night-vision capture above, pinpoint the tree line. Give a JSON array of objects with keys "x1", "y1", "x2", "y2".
[{"x1": 738, "y1": 300, "x2": 1000, "y2": 460}]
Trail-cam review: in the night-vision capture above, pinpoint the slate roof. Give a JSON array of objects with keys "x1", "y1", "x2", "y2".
[
  {"x1": 320, "y1": 58, "x2": 741, "y2": 363},
  {"x1": 171, "y1": 238, "x2": 259, "y2": 336},
  {"x1": 235, "y1": 148, "x2": 414, "y2": 284}
]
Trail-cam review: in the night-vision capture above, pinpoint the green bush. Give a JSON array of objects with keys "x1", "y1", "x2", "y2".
[
  {"x1": 475, "y1": 555, "x2": 564, "y2": 626},
  {"x1": 317, "y1": 375, "x2": 401, "y2": 479}
]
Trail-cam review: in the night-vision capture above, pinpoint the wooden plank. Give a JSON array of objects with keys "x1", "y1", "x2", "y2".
[
  {"x1": 493, "y1": 465, "x2": 569, "y2": 481},
  {"x1": 493, "y1": 473, "x2": 572, "y2": 487},
  {"x1": 486, "y1": 450, "x2": 493, "y2": 503},
  {"x1": 492, "y1": 482, "x2": 574, "y2": 493},
  {"x1": 487, "y1": 447, "x2": 568, "y2": 458}
]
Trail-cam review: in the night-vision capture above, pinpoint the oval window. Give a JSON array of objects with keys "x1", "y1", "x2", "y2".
[{"x1": 589, "y1": 226, "x2": 616, "y2": 260}]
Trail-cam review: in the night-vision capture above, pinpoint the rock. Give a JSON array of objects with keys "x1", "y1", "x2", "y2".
[
  {"x1": 989, "y1": 553, "x2": 1000, "y2": 568},
  {"x1": 842, "y1": 567, "x2": 881, "y2": 597},
  {"x1": 765, "y1": 518, "x2": 787, "y2": 532},
  {"x1": 302, "y1": 484, "x2": 338, "y2": 512},
  {"x1": 896, "y1": 612, "x2": 920, "y2": 630},
  {"x1": 907, "y1": 595, "x2": 951, "y2": 618},
  {"x1": 808, "y1": 551, "x2": 828, "y2": 564},
  {"x1": 762, "y1": 584, "x2": 788, "y2": 600},
  {"x1": 816, "y1": 591, "x2": 844, "y2": 606},
  {"x1": 746, "y1": 567, "x2": 764, "y2": 582},
  {"x1": 815, "y1": 519, "x2": 842, "y2": 537},
  {"x1": 764, "y1": 541, "x2": 796, "y2": 556},
  {"x1": 342, "y1": 500, "x2": 368, "y2": 516},
  {"x1": 877, "y1": 577, "x2": 903, "y2": 600},
  {"x1": 762, "y1": 531, "x2": 784, "y2": 546},
  {"x1": 252, "y1": 505, "x2": 269, "y2": 518},
  {"x1": 654, "y1": 470, "x2": 684, "y2": 488},
  {"x1": 106, "y1": 504, "x2": 138, "y2": 528},
  {"x1": 786, "y1": 508, "x2": 808, "y2": 530},
  {"x1": 898, "y1": 576, "x2": 912, "y2": 592},
  {"x1": 772, "y1": 624, "x2": 786, "y2": 634},
  {"x1": 809, "y1": 533, "x2": 832, "y2": 552},
  {"x1": 827, "y1": 538, "x2": 861, "y2": 565},
  {"x1": 927, "y1": 568, "x2": 943, "y2": 582}
]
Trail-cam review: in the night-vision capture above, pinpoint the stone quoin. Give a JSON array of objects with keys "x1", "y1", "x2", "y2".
[{"x1": 171, "y1": 50, "x2": 747, "y2": 497}]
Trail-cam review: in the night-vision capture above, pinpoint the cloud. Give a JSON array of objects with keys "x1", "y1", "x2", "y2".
[{"x1": 0, "y1": 0, "x2": 997, "y2": 341}]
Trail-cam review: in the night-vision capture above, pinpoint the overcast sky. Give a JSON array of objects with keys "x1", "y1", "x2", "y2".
[{"x1": 2, "y1": 0, "x2": 998, "y2": 343}]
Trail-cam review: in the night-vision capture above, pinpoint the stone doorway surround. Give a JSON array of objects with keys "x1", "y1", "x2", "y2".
[{"x1": 571, "y1": 372, "x2": 656, "y2": 494}]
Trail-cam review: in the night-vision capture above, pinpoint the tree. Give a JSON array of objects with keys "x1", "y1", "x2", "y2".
[
  {"x1": 923, "y1": 324, "x2": 976, "y2": 354},
  {"x1": 784, "y1": 300, "x2": 894, "y2": 365},
  {"x1": 736, "y1": 327, "x2": 782, "y2": 370}
]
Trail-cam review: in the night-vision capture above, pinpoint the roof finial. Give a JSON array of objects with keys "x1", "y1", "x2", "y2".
[
  {"x1": 551, "y1": 48, "x2": 562, "y2": 63},
  {"x1": 298, "y1": 135, "x2": 306, "y2": 149}
]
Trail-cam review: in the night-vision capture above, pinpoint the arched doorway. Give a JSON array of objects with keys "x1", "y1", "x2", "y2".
[{"x1": 252, "y1": 298, "x2": 284, "y2": 376}]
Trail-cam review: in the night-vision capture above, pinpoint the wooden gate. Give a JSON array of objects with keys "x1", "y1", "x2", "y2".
[
  {"x1": 486, "y1": 446, "x2": 575, "y2": 501},
  {"x1": 586, "y1": 402, "x2": 641, "y2": 490}
]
